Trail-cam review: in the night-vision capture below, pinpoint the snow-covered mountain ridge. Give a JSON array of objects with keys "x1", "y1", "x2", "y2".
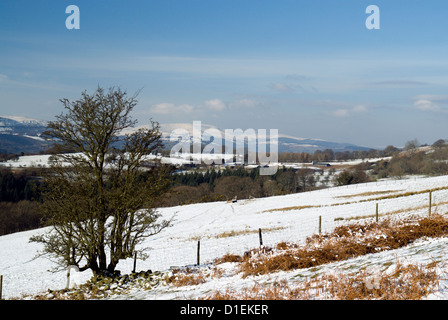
[{"x1": 0, "y1": 116, "x2": 47, "y2": 134}]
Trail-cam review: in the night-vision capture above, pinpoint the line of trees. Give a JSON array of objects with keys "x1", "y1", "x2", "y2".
[
  {"x1": 278, "y1": 145, "x2": 400, "y2": 163},
  {"x1": 161, "y1": 166, "x2": 321, "y2": 206},
  {"x1": 171, "y1": 166, "x2": 258, "y2": 188},
  {"x1": 371, "y1": 142, "x2": 448, "y2": 179},
  {"x1": 0, "y1": 168, "x2": 42, "y2": 202},
  {"x1": 0, "y1": 168, "x2": 44, "y2": 236},
  {"x1": 333, "y1": 139, "x2": 448, "y2": 185}
]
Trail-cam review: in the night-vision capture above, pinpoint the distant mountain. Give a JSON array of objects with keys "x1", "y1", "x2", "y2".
[
  {"x1": 158, "y1": 123, "x2": 372, "y2": 154},
  {"x1": 0, "y1": 118, "x2": 372, "y2": 155},
  {"x1": 275, "y1": 136, "x2": 371, "y2": 153},
  {"x1": 0, "y1": 116, "x2": 50, "y2": 154},
  {"x1": 0, "y1": 116, "x2": 47, "y2": 135}
]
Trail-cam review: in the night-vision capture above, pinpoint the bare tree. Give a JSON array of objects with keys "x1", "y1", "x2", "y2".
[
  {"x1": 404, "y1": 139, "x2": 420, "y2": 152},
  {"x1": 30, "y1": 87, "x2": 172, "y2": 276}
]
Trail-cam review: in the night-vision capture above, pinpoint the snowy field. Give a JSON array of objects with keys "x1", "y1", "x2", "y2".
[{"x1": 1, "y1": 174, "x2": 448, "y2": 299}]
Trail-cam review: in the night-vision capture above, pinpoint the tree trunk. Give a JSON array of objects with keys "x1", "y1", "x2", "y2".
[{"x1": 107, "y1": 260, "x2": 118, "y2": 274}]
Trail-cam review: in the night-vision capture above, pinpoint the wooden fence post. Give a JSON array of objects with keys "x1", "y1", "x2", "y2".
[
  {"x1": 376, "y1": 203, "x2": 379, "y2": 222},
  {"x1": 66, "y1": 268, "x2": 70, "y2": 289},
  {"x1": 318, "y1": 216, "x2": 322, "y2": 234},
  {"x1": 429, "y1": 191, "x2": 432, "y2": 217},
  {"x1": 197, "y1": 240, "x2": 201, "y2": 266},
  {"x1": 132, "y1": 252, "x2": 137, "y2": 273},
  {"x1": 259, "y1": 228, "x2": 263, "y2": 246}
]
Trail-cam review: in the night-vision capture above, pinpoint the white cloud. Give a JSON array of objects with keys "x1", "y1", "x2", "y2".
[
  {"x1": 150, "y1": 103, "x2": 196, "y2": 114},
  {"x1": 412, "y1": 95, "x2": 448, "y2": 112},
  {"x1": 204, "y1": 99, "x2": 226, "y2": 111},
  {"x1": 271, "y1": 82, "x2": 294, "y2": 93},
  {"x1": 230, "y1": 99, "x2": 261, "y2": 109},
  {"x1": 331, "y1": 105, "x2": 368, "y2": 118},
  {"x1": 150, "y1": 98, "x2": 227, "y2": 115},
  {"x1": 413, "y1": 99, "x2": 440, "y2": 112},
  {"x1": 353, "y1": 105, "x2": 368, "y2": 113},
  {"x1": 332, "y1": 109, "x2": 349, "y2": 117}
]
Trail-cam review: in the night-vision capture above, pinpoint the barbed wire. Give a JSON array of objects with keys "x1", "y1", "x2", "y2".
[{"x1": 116, "y1": 187, "x2": 448, "y2": 274}]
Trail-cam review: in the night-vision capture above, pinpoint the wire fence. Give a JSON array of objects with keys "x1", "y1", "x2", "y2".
[
  {"x1": 116, "y1": 186, "x2": 448, "y2": 274},
  {"x1": 2, "y1": 180, "x2": 448, "y2": 299}
]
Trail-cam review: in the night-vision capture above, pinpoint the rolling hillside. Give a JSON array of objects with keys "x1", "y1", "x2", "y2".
[
  {"x1": 1, "y1": 174, "x2": 448, "y2": 299},
  {"x1": 0, "y1": 116, "x2": 49, "y2": 154}
]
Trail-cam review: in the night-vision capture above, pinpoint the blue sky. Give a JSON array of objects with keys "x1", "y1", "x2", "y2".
[{"x1": 1, "y1": 0, "x2": 448, "y2": 148}]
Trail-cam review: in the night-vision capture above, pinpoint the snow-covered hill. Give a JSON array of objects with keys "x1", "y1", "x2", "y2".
[
  {"x1": 0, "y1": 116, "x2": 49, "y2": 154},
  {"x1": 0, "y1": 116, "x2": 47, "y2": 135},
  {"x1": 1, "y1": 174, "x2": 448, "y2": 299},
  {"x1": 127, "y1": 122, "x2": 372, "y2": 154},
  {"x1": 0, "y1": 116, "x2": 372, "y2": 155}
]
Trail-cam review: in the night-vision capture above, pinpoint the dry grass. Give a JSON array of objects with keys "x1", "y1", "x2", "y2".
[
  {"x1": 263, "y1": 205, "x2": 319, "y2": 213},
  {"x1": 214, "y1": 226, "x2": 285, "y2": 239},
  {"x1": 360, "y1": 186, "x2": 448, "y2": 203},
  {"x1": 340, "y1": 200, "x2": 448, "y2": 222},
  {"x1": 215, "y1": 253, "x2": 245, "y2": 264},
  {"x1": 25, "y1": 206, "x2": 448, "y2": 300},
  {"x1": 326, "y1": 263, "x2": 439, "y2": 300},
  {"x1": 264, "y1": 186, "x2": 448, "y2": 214},
  {"x1": 204, "y1": 261, "x2": 441, "y2": 300},
  {"x1": 205, "y1": 280, "x2": 300, "y2": 300},
  {"x1": 166, "y1": 272, "x2": 206, "y2": 287},
  {"x1": 214, "y1": 229, "x2": 257, "y2": 238},
  {"x1": 335, "y1": 190, "x2": 404, "y2": 199},
  {"x1": 236, "y1": 214, "x2": 448, "y2": 277},
  {"x1": 170, "y1": 214, "x2": 448, "y2": 301},
  {"x1": 190, "y1": 226, "x2": 286, "y2": 241},
  {"x1": 166, "y1": 267, "x2": 207, "y2": 287},
  {"x1": 190, "y1": 214, "x2": 448, "y2": 299}
]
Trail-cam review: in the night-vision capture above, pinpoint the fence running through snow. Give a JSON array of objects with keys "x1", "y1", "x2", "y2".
[
  {"x1": 117, "y1": 186, "x2": 448, "y2": 274},
  {"x1": 2, "y1": 181, "x2": 447, "y2": 299}
]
